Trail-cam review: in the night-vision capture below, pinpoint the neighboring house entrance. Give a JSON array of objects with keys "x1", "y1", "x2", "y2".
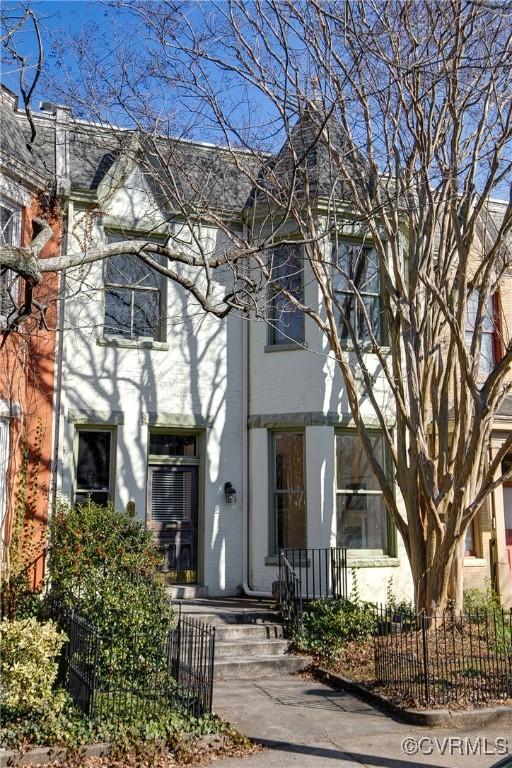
[{"x1": 147, "y1": 433, "x2": 199, "y2": 584}]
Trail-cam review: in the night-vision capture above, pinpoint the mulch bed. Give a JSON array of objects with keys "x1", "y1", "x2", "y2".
[{"x1": 304, "y1": 636, "x2": 512, "y2": 711}]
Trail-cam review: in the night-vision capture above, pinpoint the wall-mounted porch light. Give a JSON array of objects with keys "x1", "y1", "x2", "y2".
[{"x1": 224, "y1": 482, "x2": 237, "y2": 504}]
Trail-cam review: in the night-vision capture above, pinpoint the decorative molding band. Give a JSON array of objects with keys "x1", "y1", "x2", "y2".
[
  {"x1": 67, "y1": 409, "x2": 125, "y2": 425},
  {"x1": 142, "y1": 412, "x2": 213, "y2": 429},
  {"x1": 248, "y1": 412, "x2": 394, "y2": 429}
]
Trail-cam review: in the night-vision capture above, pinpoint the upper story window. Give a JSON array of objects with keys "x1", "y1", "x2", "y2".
[
  {"x1": 333, "y1": 242, "x2": 383, "y2": 345},
  {"x1": 465, "y1": 290, "x2": 497, "y2": 376},
  {"x1": 0, "y1": 201, "x2": 21, "y2": 323},
  {"x1": 268, "y1": 244, "x2": 305, "y2": 345},
  {"x1": 104, "y1": 235, "x2": 164, "y2": 341}
]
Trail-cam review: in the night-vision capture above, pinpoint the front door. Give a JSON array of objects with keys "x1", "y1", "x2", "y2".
[{"x1": 148, "y1": 464, "x2": 199, "y2": 583}]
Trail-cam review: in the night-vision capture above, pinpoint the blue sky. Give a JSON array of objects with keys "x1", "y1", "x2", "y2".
[{"x1": 2, "y1": 1, "x2": 99, "y2": 98}]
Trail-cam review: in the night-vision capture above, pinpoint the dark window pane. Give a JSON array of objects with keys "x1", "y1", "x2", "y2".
[
  {"x1": 75, "y1": 490, "x2": 110, "y2": 507},
  {"x1": 336, "y1": 433, "x2": 383, "y2": 492},
  {"x1": 105, "y1": 253, "x2": 160, "y2": 288},
  {"x1": 270, "y1": 292, "x2": 305, "y2": 345},
  {"x1": 335, "y1": 243, "x2": 379, "y2": 293},
  {"x1": 465, "y1": 290, "x2": 495, "y2": 375},
  {"x1": 275, "y1": 433, "x2": 304, "y2": 490},
  {"x1": 104, "y1": 288, "x2": 132, "y2": 337},
  {"x1": 149, "y1": 433, "x2": 197, "y2": 457},
  {"x1": 276, "y1": 491, "x2": 306, "y2": 550},
  {"x1": 336, "y1": 433, "x2": 387, "y2": 552},
  {"x1": 133, "y1": 289, "x2": 160, "y2": 338},
  {"x1": 0, "y1": 205, "x2": 15, "y2": 246},
  {"x1": 76, "y1": 431, "x2": 111, "y2": 492},
  {"x1": 336, "y1": 493, "x2": 387, "y2": 550},
  {"x1": 273, "y1": 433, "x2": 306, "y2": 550},
  {"x1": 338, "y1": 291, "x2": 381, "y2": 343},
  {"x1": 269, "y1": 244, "x2": 304, "y2": 344}
]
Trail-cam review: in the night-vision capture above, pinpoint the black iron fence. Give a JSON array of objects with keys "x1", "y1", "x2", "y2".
[
  {"x1": 374, "y1": 605, "x2": 512, "y2": 706},
  {"x1": 278, "y1": 547, "x2": 348, "y2": 628},
  {"x1": 61, "y1": 605, "x2": 215, "y2": 724}
]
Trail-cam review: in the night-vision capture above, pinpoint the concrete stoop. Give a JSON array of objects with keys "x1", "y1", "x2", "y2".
[{"x1": 179, "y1": 601, "x2": 310, "y2": 680}]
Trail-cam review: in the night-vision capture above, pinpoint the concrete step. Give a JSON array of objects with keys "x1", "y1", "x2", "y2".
[
  {"x1": 216, "y1": 639, "x2": 290, "y2": 658},
  {"x1": 214, "y1": 655, "x2": 311, "y2": 680},
  {"x1": 166, "y1": 585, "x2": 209, "y2": 600},
  {"x1": 214, "y1": 623, "x2": 284, "y2": 641},
  {"x1": 186, "y1": 610, "x2": 280, "y2": 626}
]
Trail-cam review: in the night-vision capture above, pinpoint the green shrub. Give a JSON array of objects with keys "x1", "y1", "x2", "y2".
[
  {"x1": 386, "y1": 577, "x2": 415, "y2": 619},
  {"x1": 0, "y1": 618, "x2": 67, "y2": 715},
  {"x1": 294, "y1": 598, "x2": 377, "y2": 662},
  {"x1": 45, "y1": 498, "x2": 175, "y2": 693},
  {"x1": 463, "y1": 582, "x2": 502, "y2": 615},
  {"x1": 47, "y1": 497, "x2": 163, "y2": 592},
  {"x1": 0, "y1": 689, "x2": 100, "y2": 749},
  {"x1": 46, "y1": 497, "x2": 173, "y2": 629}
]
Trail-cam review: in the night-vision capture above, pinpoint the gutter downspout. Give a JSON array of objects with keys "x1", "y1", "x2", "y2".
[
  {"x1": 49, "y1": 106, "x2": 70, "y2": 518},
  {"x1": 241, "y1": 226, "x2": 271, "y2": 598}
]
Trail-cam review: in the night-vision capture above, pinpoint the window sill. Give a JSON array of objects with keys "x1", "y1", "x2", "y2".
[
  {"x1": 348, "y1": 557, "x2": 400, "y2": 568},
  {"x1": 341, "y1": 343, "x2": 391, "y2": 355},
  {"x1": 463, "y1": 557, "x2": 487, "y2": 568},
  {"x1": 97, "y1": 336, "x2": 169, "y2": 351},
  {"x1": 264, "y1": 342, "x2": 307, "y2": 353}
]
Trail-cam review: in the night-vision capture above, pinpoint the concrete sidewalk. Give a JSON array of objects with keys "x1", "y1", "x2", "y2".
[{"x1": 212, "y1": 675, "x2": 510, "y2": 768}]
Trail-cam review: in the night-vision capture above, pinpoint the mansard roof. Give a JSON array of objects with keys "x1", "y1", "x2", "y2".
[
  {"x1": 68, "y1": 122, "x2": 263, "y2": 213},
  {"x1": 249, "y1": 104, "x2": 365, "y2": 210},
  {"x1": 0, "y1": 86, "x2": 55, "y2": 185},
  {"x1": 2, "y1": 86, "x2": 360, "y2": 213}
]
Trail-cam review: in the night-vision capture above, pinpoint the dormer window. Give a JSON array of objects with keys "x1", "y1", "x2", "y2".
[{"x1": 104, "y1": 235, "x2": 164, "y2": 341}]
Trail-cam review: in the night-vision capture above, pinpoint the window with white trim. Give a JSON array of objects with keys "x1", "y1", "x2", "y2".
[
  {"x1": 333, "y1": 242, "x2": 383, "y2": 345},
  {"x1": 336, "y1": 432, "x2": 388, "y2": 553},
  {"x1": 104, "y1": 235, "x2": 164, "y2": 341}
]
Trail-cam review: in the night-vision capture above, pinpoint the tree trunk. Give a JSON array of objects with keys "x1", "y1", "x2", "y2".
[
  {"x1": 408, "y1": 531, "x2": 465, "y2": 616},
  {"x1": 447, "y1": 542, "x2": 464, "y2": 612}
]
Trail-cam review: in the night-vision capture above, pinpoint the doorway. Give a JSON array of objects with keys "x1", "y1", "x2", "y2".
[{"x1": 147, "y1": 432, "x2": 200, "y2": 584}]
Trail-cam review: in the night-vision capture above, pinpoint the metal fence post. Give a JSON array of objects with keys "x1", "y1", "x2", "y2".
[
  {"x1": 421, "y1": 613, "x2": 430, "y2": 705},
  {"x1": 176, "y1": 601, "x2": 182, "y2": 686}
]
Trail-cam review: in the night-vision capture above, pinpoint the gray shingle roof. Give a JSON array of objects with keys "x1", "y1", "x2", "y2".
[
  {"x1": 1, "y1": 89, "x2": 55, "y2": 181},
  {"x1": 68, "y1": 122, "x2": 262, "y2": 212},
  {"x1": 250, "y1": 105, "x2": 365, "y2": 209}
]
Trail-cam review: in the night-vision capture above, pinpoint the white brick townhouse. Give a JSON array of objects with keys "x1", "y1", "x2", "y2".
[{"x1": 36, "y1": 104, "x2": 414, "y2": 605}]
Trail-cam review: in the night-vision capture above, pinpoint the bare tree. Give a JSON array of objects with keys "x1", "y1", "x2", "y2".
[{"x1": 2, "y1": 0, "x2": 512, "y2": 612}]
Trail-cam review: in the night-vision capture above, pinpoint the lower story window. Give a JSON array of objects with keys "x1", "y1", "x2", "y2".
[
  {"x1": 336, "y1": 431, "x2": 388, "y2": 553},
  {"x1": 272, "y1": 432, "x2": 306, "y2": 552},
  {"x1": 75, "y1": 429, "x2": 114, "y2": 506}
]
